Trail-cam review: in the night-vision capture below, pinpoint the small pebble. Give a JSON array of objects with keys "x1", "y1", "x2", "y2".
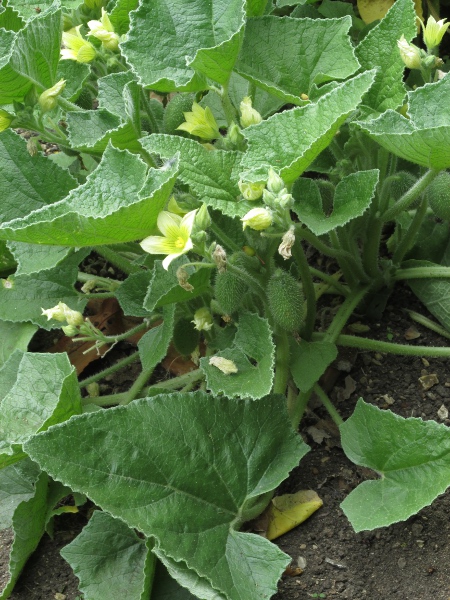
[{"x1": 397, "y1": 557, "x2": 407, "y2": 568}]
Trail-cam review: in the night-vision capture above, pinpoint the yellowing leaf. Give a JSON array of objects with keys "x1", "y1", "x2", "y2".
[
  {"x1": 266, "y1": 490, "x2": 323, "y2": 541},
  {"x1": 358, "y1": 0, "x2": 422, "y2": 24}
]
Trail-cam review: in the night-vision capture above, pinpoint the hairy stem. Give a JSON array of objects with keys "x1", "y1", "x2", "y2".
[
  {"x1": 313, "y1": 383, "x2": 343, "y2": 427},
  {"x1": 382, "y1": 168, "x2": 440, "y2": 222},
  {"x1": 292, "y1": 240, "x2": 316, "y2": 340},
  {"x1": 79, "y1": 351, "x2": 140, "y2": 387},
  {"x1": 94, "y1": 245, "x2": 142, "y2": 275}
]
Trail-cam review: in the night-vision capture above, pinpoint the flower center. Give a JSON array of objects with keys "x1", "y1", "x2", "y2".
[{"x1": 174, "y1": 236, "x2": 185, "y2": 249}]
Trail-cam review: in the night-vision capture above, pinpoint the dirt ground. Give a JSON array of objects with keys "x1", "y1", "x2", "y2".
[{"x1": 1, "y1": 285, "x2": 450, "y2": 600}]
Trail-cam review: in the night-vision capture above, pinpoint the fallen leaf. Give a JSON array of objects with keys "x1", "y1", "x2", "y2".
[
  {"x1": 404, "y1": 326, "x2": 421, "y2": 340},
  {"x1": 306, "y1": 426, "x2": 331, "y2": 445},
  {"x1": 265, "y1": 490, "x2": 323, "y2": 541}
]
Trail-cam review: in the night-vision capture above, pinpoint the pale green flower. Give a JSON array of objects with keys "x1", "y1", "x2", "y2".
[
  {"x1": 88, "y1": 8, "x2": 120, "y2": 51},
  {"x1": 241, "y1": 207, "x2": 273, "y2": 231},
  {"x1": 192, "y1": 307, "x2": 213, "y2": 332},
  {"x1": 177, "y1": 103, "x2": 220, "y2": 140},
  {"x1": 38, "y1": 79, "x2": 66, "y2": 112},
  {"x1": 397, "y1": 35, "x2": 421, "y2": 69},
  {"x1": 0, "y1": 109, "x2": 12, "y2": 132},
  {"x1": 61, "y1": 26, "x2": 97, "y2": 63},
  {"x1": 41, "y1": 302, "x2": 84, "y2": 326},
  {"x1": 239, "y1": 96, "x2": 262, "y2": 128},
  {"x1": 140, "y1": 209, "x2": 197, "y2": 270},
  {"x1": 420, "y1": 15, "x2": 450, "y2": 50},
  {"x1": 238, "y1": 179, "x2": 265, "y2": 201}
]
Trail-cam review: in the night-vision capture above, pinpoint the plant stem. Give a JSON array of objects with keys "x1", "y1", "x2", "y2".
[
  {"x1": 313, "y1": 383, "x2": 343, "y2": 427},
  {"x1": 382, "y1": 168, "x2": 440, "y2": 222},
  {"x1": 77, "y1": 320, "x2": 151, "y2": 345},
  {"x1": 219, "y1": 83, "x2": 238, "y2": 126},
  {"x1": 290, "y1": 389, "x2": 312, "y2": 429},
  {"x1": 325, "y1": 285, "x2": 370, "y2": 343},
  {"x1": 120, "y1": 364, "x2": 155, "y2": 405},
  {"x1": 393, "y1": 266, "x2": 450, "y2": 281},
  {"x1": 291, "y1": 239, "x2": 316, "y2": 340},
  {"x1": 79, "y1": 292, "x2": 117, "y2": 299},
  {"x1": 79, "y1": 351, "x2": 140, "y2": 387},
  {"x1": 392, "y1": 197, "x2": 428, "y2": 265},
  {"x1": 361, "y1": 216, "x2": 382, "y2": 279},
  {"x1": 312, "y1": 332, "x2": 450, "y2": 357},
  {"x1": 94, "y1": 245, "x2": 142, "y2": 275},
  {"x1": 140, "y1": 89, "x2": 160, "y2": 133},
  {"x1": 309, "y1": 268, "x2": 350, "y2": 297},
  {"x1": 405, "y1": 309, "x2": 450, "y2": 341},
  {"x1": 210, "y1": 221, "x2": 241, "y2": 252},
  {"x1": 272, "y1": 329, "x2": 290, "y2": 395}
]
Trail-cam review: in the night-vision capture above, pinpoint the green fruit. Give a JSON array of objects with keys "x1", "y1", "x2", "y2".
[
  {"x1": 172, "y1": 319, "x2": 200, "y2": 356},
  {"x1": 214, "y1": 271, "x2": 248, "y2": 314},
  {"x1": 267, "y1": 269, "x2": 305, "y2": 332},
  {"x1": 427, "y1": 172, "x2": 450, "y2": 221},
  {"x1": 163, "y1": 93, "x2": 196, "y2": 135}
]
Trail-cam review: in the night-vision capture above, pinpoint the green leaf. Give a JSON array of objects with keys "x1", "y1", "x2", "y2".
[
  {"x1": 0, "y1": 352, "x2": 82, "y2": 468},
  {"x1": 141, "y1": 135, "x2": 252, "y2": 218},
  {"x1": 61, "y1": 510, "x2": 154, "y2": 600},
  {"x1": 0, "y1": 240, "x2": 15, "y2": 275},
  {"x1": 0, "y1": 471, "x2": 49, "y2": 599},
  {"x1": 110, "y1": 0, "x2": 139, "y2": 35},
  {"x1": 11, "y1": 0, "x2": 81, "y2": 19},
  {"x1": 144, "y1": 257, "x2": 212, "y2": 311},
  {"x1": 0, "y1": 252, "x2": 88, "y2": 328},
  {"x1": 0, "y1": 320, "x2": 37, "y2": 368},
  {"x1": 356, "y1": 75, "x2": 450, "y2": 169},
  {"x1": 200, "y1": 312, "x2": 275, "y2": 399},
  {"x1": 7, "y1": 241, "x2": 75, "y2": 276},
  {"x1": 241, "y1": 70, "x2": 376, "y2": 183},
  {"x1": 290, "y1": 340, "x2": 337, "y2": 392},
  {"x1": 0, "y1": 458, "x2": 40, "y2": 530},
  {"x1": 293, "y1": 170, "x2": 379, "y2": 235},
  {"x1": 97, "y1": 72, "x2": 136, "y2": 116},
  {"x1": 57, "y1": 60, "x2": 90, "y2": 102},
  {"x1": 0, "y1": 144, "x2": 178, "y2": 246},
  {"x1": 0, "y1": 5, "x2": 63, "y2": 103},
  {"x1": 138, "y1": 305, "x2": 175, "y2": 371},
  {"x1": 235, "y1": 16, "x2": 359, "y2": 103},
  {"x1": 355, "y1": 0, "x2": 416, "y2": 112},
  {"x1": 406, "y1": 258, "x2": 450, "y2": 331},
  {"x1": 116, "y1": 270, "x2": 153, "y2": 317},
  {"x1": 340, "y1": 399, "x2": 450, "y2": 532},
  {"x1": 122, "y1": 0, "x2": 245, "y2": 91},
  {"x1": 0, "y1": 129, "x2": 78, "y2": 224},
  {"x1": 246, "y1": 0, "x2": 271, "y2": 16},
  {"x1": 152, "y1": 560, "x2": 199, "y2": 599},
  {"x1": 0, "y1": 1, "x2": 25, "y2": 32},
  {"x1": 25, "y1": 391, "x2": 308, "y2": 600}
]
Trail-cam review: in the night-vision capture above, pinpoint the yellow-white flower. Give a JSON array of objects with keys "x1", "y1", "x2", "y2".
[
  {"x1": 61, "y1": 26, "x2": 97, "y2": 63},
  {"x1": 420, "y1": 15, "x2": 450, "y2": 51},
  {"x1": 177, "y1": 103, "x2": 220, "y2": 140},
  {"x1": 238, "y1": 179, "x2": 265, "y2": 201},
  {"x1": 241, "y1": 207, "x2": 273, "y2": 231},
  {"x1": 41, "y1": 302, "x2": 84, "y2": 326},
  {"x1": 397, "y1": 35, "x2": 421, "y2": 70},
  {"x1": 140, "y1": 210, "x2": 197, "y2": 270},
  {"x1": 239, "y1": 96, "x2": 262, "y2": 128},
  {"x1": 87, "y1": 8, "x2": 120, "y2": 51},
  {"x1": 38, "y1": 79, "x2": 66, "y2": 112}
]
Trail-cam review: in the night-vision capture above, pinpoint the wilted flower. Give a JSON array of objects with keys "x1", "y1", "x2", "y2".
[
  {"x1": 176, "y1": 267, "x2": 194, "y2": 292},
  {"x1": 61, "y1": 26, "x2": 96, "y2": 63},
  {"x1": 41, "y1": 302, "x2": 84, "y2": 326},
  {"x1": 397, "y1": 35, "x2": 421, "y2": 69},
  {"x1": 212, "y1": 244, "x2": 227, "y2": 273},
  {"x1": 239, "y1": 96, "x2": 262, "y2": 128},
  {"x1": 87, "y1": 8, "x2": 120, "y2": 51},
  {"x1": 278, "y1": 227, "x2": 295, "y2": 260},
  {"x1": 192, "y1": 307, "x2": 213, "y2": 331},
  {"x1": 241, "y1": 207, "x2": 273, "y2": 231},
  {"x1": 419, "y1": 15, "x2": 450, "y2": 51},
  {"x1": 177, "y1": 103, "x2": 220, "y2": 140},
  {"x1": 140, "y1": 210, "x2": 197, "y2": 270},
  {"x1": 238, "y1": 179, "x2": 265, "y2": 201},
  {"x1": 209, "y1": 356, "x2": 238, "y2": 374},
  {"x1": 38, "y1": 79, "x2": 66, "y2": 112},
  {"x1": 0, "y1": 109, "x2": 12, "y2": 133}
]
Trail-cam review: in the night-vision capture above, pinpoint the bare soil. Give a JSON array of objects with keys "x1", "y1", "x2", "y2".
[{"x1": 1, "y1": 286, "x2": 450, "y2": 600}]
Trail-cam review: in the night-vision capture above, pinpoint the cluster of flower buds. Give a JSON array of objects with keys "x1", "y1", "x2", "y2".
[
  {"x1": 397, "y1": 15, "x2": 449, "y2": 72},
  {"x1": 41, "y1": 302, "x2": 85, "y2": 337}
]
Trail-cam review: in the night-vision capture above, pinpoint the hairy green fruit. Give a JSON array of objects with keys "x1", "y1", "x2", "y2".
[
  {"x1": 214, "y1": 271, "x2": 248, "y2": 314},
  {"x1": 172, "y1": 319, "x2": 200, "y2": 356},
  {"x1": 267, "y1": 269, "x2": 305, "y2": 332},
  {"x1": 427, "y1": 172, "x2": 450, "y2": 221},
  {"x1": 163, "y1": 93, "x2": 196, "y2": 135}
]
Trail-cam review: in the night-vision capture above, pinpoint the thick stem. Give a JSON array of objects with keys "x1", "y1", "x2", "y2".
[
  {"x1": 140, "y1": 89, "x2": 160, "y2": 134},
  {"x1": 291, "y1": 239, "x2": 316, "y2": 340},
  {"x1": 309, "y1": 268, "x2": 350, "y2": 297},
  {"x1": 272, "y1": 329, "x2": 290, "y2": 395},
  {"x1": 313, "y1": 383, "x2": 343, "y2": 427},
  {"x1": 79, "y1": 351, "x2": 140, "y2": 387},
  {"x1": 405, "y1": 309, "x2": 450, "y2": 341},
  {"x1": 120, "y1": 364, "x2": 155, "y2": 405},
  {"x1": 392, "y1": 197, "x2": 428, "y2": 265},
  {"x1": 94, "y1": 245, "x2": 142, "y2": 275},
  {"x1": 361, "y1": 216, "x2": 383, "y2": 279},
  {"x1": 77, "y1": 320, "x2": 151, "y2": 345},
  {"x1": 325, "y1": 285, "x2": 370, "y2": 343},
  {"x1": 393, "y1": 266, "x2": 450, "y2": 281},
  {"x1": 382, "y1": 169, "x2": 441, "y2": 222},
  {"x1": 290, "y1": 389, "x2": 312, "y2": 429}
]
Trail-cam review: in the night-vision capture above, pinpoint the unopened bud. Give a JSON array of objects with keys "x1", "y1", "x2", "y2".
[
  {"x1": 38, "y1": 79, "x2": 66, "y2": 112},
  {"x1": 397, "y1": 35, "x2": 421, "y2": 70},
  {"x1": 239, "y1": 96, "x2": 262, "y2": 128},
  {"x1": 241, "y1": 207, "x2": 273, "y2": 231},
  {"x1": 62, "y1": 324, "x2": 79, "y2": 337},
  {"x1": 41, "y1": 302, "x2": 84, "y2": 326},
  {"x1": 195, "y1": 203, "x2": 211, "y2": 231},
  {"x1": 238, "y1": 179, "x2": 265, "y2": 201},
  {"x1": 267, "y1": 167, "x2": 284, "y2": 194}
]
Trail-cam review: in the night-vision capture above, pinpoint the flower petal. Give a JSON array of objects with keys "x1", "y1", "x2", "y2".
[
  {"x1": 180, "y1": 209, "x2": 197, "y2": 235},
  {"x1": 140, "y1": 235, "x2": 179, "y2": 255},
  {"x1": 162, "y1": 252, "x2": 184, "y2": 270},
  {"x1": 157, "y1": 211, "x2": 182, "y2": 239}
]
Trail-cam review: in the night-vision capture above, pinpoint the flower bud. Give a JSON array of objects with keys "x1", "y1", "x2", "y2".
[
  {"x1": 397, "y1": 35, "x2": 421, "y2": 70},
  {"x1": 241, "y1": 207, "x2": 273, "y2": 231},
  {"x1": 267, "y1": 167, "x2": 284, "y2": 194},
  {"x1": 420, "y1": 15, "x2": 450, "y2": 51},
  {"x1": 239, "y1": 96, "x2": 262, "y2": 128},
  {"x1": 192, "y1": 307, "x2": 213, "y2": 331},
  {"x1": 88, "y1": 8, "x2": 120, "y2": 51},
  {"x1": 41, "y1": 302, "x2": 84, "y2": 326},
  {"x1": 278, "y1": 191, "x2": 294, "y2": 209},
  {"x1": 62, "y1": 324, "x2": 79, "y2": 337},
  {"x1": 238, "y1": 179, "x2": 265, "y2": 201},
  {"x1": 0, "y1": 109, "x2": 13, "y2": 132},
  {"x1": 209, "y1": 356, "x2": 238, "y2": 374},
  {"x1": 194, "y1": 203, "x2": 211, "y2": 231},
  {"x1": 38, "y1": 79, "x2": 66, "y2": 112}
]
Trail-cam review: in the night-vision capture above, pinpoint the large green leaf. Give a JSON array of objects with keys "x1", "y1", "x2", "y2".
[
  {"x1": 340, "y1": 399, "x2": 450, "y2": 531},
  {"x1": 0, "y1": 458, "x2": 40, "y2": 530},
  {"x1": 235, "y1": 16, "x2": 359, "y2": 103},
  {"x1": 122, "y1": 0, "x2": 245, "y2": 91},
  {"x1": 116, "y1": 270, "x2": 153, "y2": 317},
  {"x1": 110, "y1": 0, "x2": 139, "y2": 35},
  {"x1": 0, "y1": 352, "x2": 82, "y2": 468},
  {"x1": 356, "y1": 74, "x2": 450, "y2": 169},
  {"x1": 138, "y1": 305, "x2": 175, "y2": 370},
  {"x1": 141, "y1": 135, "x2": 252, "y2": 218},
  {"x1": 0, "y1": 320, "x2": 37, "y2": 368},
  {"x1": 200, "y1": 312, "x2": 275, "y2": 399},
  {"x1": 25, "y1": 392, "x2": 308, "y2": 600},
  {"x1": 355, "y1": 0, "x2": 416, "y2": 112},
  {"x1": 406, "y1": 258, "x2": 450, "y2": 331},
  {"x1": 293, "y1": 170, "x2": 379, "y2": 235},
  {"x1": 10, "y1": 0, "x2": 81, "y2": 19},
  {"x1": 241, "y1": 70, "x2": 376, "y2": 183},
  {"x1": 0, "y1": 4, "x2": 62, "y2": 103},
  {"x1": 0, "y1": 1, "x2": 24, "y2": 32},
  {"x1": 7, "y1": 241, "x2": 74, "y2": 276},
  {"x1": 0, "y1": 144, "x2": 178, "y2": 246},
  {"x1": 290, "y1": 339, "x2": 337, "y2": 392}
]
